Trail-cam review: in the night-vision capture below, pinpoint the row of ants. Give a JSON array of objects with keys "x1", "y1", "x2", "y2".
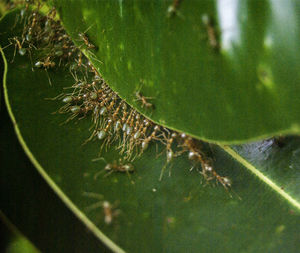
[
  {"x1": 6, "y1": 0, "x2": 219, "y2": 74},
  {"x1": 9, "y1": 0, "x2": 230, "y2": 189},
  {"x1": 55, "y1": 62, "x2": 231, "y2": 189},
  {"x1": 6, "y1": 1, "x2": 232, "y2": 212},
  {"x1": 39, "y1": 20, "x2": 230, "y2": 193},
  {"x1": 5, "y1": 0, "x2": 99, "y2": 85},
  {"x1": 4, "y1": 0, "x2": 233, "y2": 225},
  {"x1": 5, "y1": 1, "x2": 125, "y2": 225}
]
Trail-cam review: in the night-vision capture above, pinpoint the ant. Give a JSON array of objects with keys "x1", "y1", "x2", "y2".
[
  {"x1": 92, "y1": 157, "x2": 135, "y2": 182},
  {"x1": 82, "y1": 192, "x2": 120, "y2": 225},
  {"x1": 189, "y1": 149, "x2": 232, "y2": 189},
  {"x1": 135, "y1": 91, "x2": 154, "y2": 109},
  {"x1": 139, "y1": 124, "x2": 160, "y2": 155},
  {"x1": 159, "y1": 130, "x2": 184, "y2": 181},
  {"x1": 167, "y1": 0, "x2": 184, "y2": 18},
  {"x1": 78, "y1": 32, "x2": 96, "y2": 49},
  {"x1": 4, "y1": 37, "x2": 24, "y2": 59},
  {"x1": 35, "y1": 56, "x2": 55, "y2": 85},
  {"x1": 181, "y1": 135, "x2": 232, "y2": 190},
  {"x1": 78, "y1": 24, "x2": 97, "y2": 50},
  {"x1": 102, "y1": 201, "x2": 118, "y2": 225},
  {"x1": 202, "y1": 14, "x2": 219, "y2": 51},
  {"x1": 3, "y1": 36, "x2": 36, "y2": 69},
  {"x1": 6, "y1": 36, "x2": 26, "y2": 60},
  {"x1": 35, "y1": 56, "x2": 55, "y2": 69}
]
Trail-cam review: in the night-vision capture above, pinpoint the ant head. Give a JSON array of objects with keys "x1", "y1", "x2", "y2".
[
  {"x1": 104, "y1": 164, "x2": 112, "y2": 171},
  {"x1": 123, "y1": 164, "x2": 134, "y2": 172},
  {"x1": 102, "y1": 201, "x2": 110, "y2": 208}
]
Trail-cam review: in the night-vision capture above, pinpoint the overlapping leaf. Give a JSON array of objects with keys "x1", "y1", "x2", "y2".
[
  {"x1": 53, "y1": 0, "x2": 300, "y2": 143},
  {"x1": 1, "y1": 9, "x2": 300, "y2": 253}
]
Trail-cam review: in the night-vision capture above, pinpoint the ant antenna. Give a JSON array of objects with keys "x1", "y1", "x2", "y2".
[{"x1": 92, "y1": 157, "x2": 107, "y2": 163}]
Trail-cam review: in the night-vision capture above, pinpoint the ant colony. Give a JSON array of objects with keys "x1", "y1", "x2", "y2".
[{"x1": 4, "y1": 1, "x2": 231, "y2": 199}]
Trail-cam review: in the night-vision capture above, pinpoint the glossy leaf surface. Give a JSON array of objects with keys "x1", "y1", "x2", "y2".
[
  {"x1": 54, "y1": 0, "x2": 300, "y2": 143},
  {"x1": 1, "y1": 9, "x2": 300, "y2": 253}
]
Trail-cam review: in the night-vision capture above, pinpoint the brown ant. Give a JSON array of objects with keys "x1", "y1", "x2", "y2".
[
  {"x1": 202, "y1": 14, "x2": 219, "y2": 51},
  {"x1": 180, "y1": 135, "x2": 232, "y2": 190},
  {"x1": 35, "y1": 56, "x2": 55, "y2": 69},
  {"x1": 92, "y1": 157, "x2": 135, "y2": 182},
  {"x1": 3, "y1": 35, "x2": 36, "y2": 69},
  {"x1": 78, "y1": 25, "x2": 97, "y2": 50},
  {"x1": 159, "y1": 130, "x2": 184, "y2": 180},
  {"x1": 47, "y1": 7, "x2": 57, "y2": 20},
  {"x1": 138, "y1": 123, "x2": 159, "y2": 154},
  {"x1": 189, "y1": 149, "x2": 231, "y2": 189},
  {"x1": 135, "y1": 91, "x2": 154, "y2": 109},
  {"x1": 124, "y1": 114, "x2": 146, "y2": 160},
  {"x1": 75, "y1": 52, "x2": 84, "y2": 67},
  {"x1": 35, "y1": 56, "x2": 56, "y2": 85},
  {"x1": 78, "y1": 32, "x2": 96, "y2": 49},
  {"x1": 102, "y1": 201, "x2": 117, "y2": 225},
  {"x1": 167, "y1": 0, "x2": 184, "y2": 18},
  {"x1": 24, "y1": 10, "x2": 43, "y2": 42},
  {"x1": 82, "y1": 192, "x2": 120, "y2": 225},
  {"x1": 4, "y1": 37, "x2": 26, "y2": 61}
]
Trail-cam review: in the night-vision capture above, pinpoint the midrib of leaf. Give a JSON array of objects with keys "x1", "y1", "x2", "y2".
[{"x1": 220, "y1": 145, "x2": 300, "y2": 211}]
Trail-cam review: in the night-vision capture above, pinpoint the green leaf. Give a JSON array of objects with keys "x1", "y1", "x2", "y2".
[
  {"x1": 0, "y1": 215, "x2": 39, "y2": 253},
  {"x1": 1, "y1": 9, "x2": 300, "y2": 253},
  {"x1": 54, "y1": 0, "x2": 300, "y2": 143},
  {"x1": 0, "y1": 11, "x2": 116, "y2": 253},
  {"x1": 0, "y1": 92, "x2": 113, "y2": 252}
]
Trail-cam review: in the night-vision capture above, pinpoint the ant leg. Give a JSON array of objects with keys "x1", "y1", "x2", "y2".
[
  {"x1": 10, "y1": 42, "x2": 17, "y2": 63},
  {"x1": 125, "y1": 170, "x2": 134, "y2": 184},
  {"x1": 103, "y1": 170, "x2": 114, "y2": 178},
  {"x1": 2, "y1": 41, "x2": 13, "y2": 51},
  {"x1": 92, "y1": 157, "x2": 107, "y2": 163},
  {"x1": 44, "y1": 93, "x2": 65, "y2": 101},
  {"x1": 85, "y1": 200, "x2": 103, "y2": 212},
  {"x1": 159, "y1": 163, "x2": 167, "y2": 181},
  {"x1": 82, "y1": 191, "x2": 103, "y2": 200},
  {"x1": 27, "y1": 49, "x2": 34, "y2": 71},
  {"x1": 94, "y1": 169, "x2": 106, "y2": 180},
  {"x1": 82, "y1": 192, "x2": 104, "y2": 211},
  {"x1": 44, "y1": 69, "x2": 52, "y2": 85},
  {"x1": 168, "y1": 163, "x2": 174, "y2": 177}
]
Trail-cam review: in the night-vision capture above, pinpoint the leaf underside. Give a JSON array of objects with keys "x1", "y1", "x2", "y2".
[{"x1": 1, "y1": 8, "x2": 300, "y2": 253}]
